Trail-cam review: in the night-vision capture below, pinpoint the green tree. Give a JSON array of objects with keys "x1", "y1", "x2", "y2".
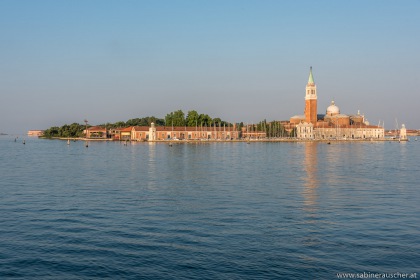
[
  {"x1": 186, "y1": 110, "x2": 199, "y2": 127},
  {"x1": 43, "y1": 126, "x2": 59, "y2": 138},
  {"x1": 213, "y1": 117, "x2": 222, "y2": 127},
  {"x1": 166, "y1": 110, "x2": 185, "y2": 126},
  {"x1": 114, "y1": 121, "x2": 126, "y2": 128},
  {"x1": 198, "y1": 114, "x2": 212, "y2": 127}
]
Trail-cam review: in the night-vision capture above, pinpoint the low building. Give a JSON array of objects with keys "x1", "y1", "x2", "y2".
[
  {"x1": 103, "y1": 123, "x2": 241, "y2": 141},
  {"x1": 85, "y1": 126, "x2": 107, "y2": 139},
  {"x1": 132, "y1": 126, "x2": 150, "y2": 141},
  {"x1": 296, "y1": 122, "x2": 314, "y2": 139},
  {"x1": 313, "y1": 123, "x2": 384, "y2": 140},
  {"x1": 120, "y1": 127, "x2": 133, "y2": 141},
  {"x1": 109, "y1": 128, "x2": 123, "y2": 140},
  {"x1": 27, "y1": 130, "x2": 44, "y2": 136}
]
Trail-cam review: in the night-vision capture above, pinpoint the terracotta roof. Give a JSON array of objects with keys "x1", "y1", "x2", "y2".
[
  {"x1": 120, "y1": 127, "x2": 133, "y2": 132},
  {"x1": 87, "y1": 126, "x2": 106, "y2": 131},
  {"x1": 132, "y1": 126, "x2": 149, "y2": 131}
]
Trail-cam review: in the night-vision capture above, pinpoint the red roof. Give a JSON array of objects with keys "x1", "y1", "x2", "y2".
[
  {"x1": 132, "y1": 126, "x2": 149, "y2": 131},
  {"x1": 87, "y1": 126, "x2": 106, "y2": 131},
  {"x1": 120, "y1": 127, "x2": 133, "y2": 132}
]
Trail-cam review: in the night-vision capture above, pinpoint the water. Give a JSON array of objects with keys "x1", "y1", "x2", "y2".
[{"x1": 1, "y1": 136, "x2": 419, "y2": 279}]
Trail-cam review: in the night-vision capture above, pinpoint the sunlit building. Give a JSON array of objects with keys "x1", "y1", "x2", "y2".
[
  {"x1": 91, "y1": 123, "x2": 241, "y2": 141},
  {"x1": 291, "y1": 68, "x2": 384, "y2": 140}
]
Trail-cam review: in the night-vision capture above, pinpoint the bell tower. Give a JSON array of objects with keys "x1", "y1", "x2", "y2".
[{"x1": 304, "y1": 67, "x2": 317, "y2": 124}]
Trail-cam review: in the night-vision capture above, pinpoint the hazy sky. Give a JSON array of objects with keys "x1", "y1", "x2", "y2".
[{"x1": 1, "y1": 0, "x2": 419, "y2": 133}]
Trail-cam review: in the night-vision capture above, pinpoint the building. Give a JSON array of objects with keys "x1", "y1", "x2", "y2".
[
  {"x1": 291, "y1": 68, "x2": 384, "y2": 140},
  {"x1": 85, "y1": 126, "x2": 107, "y2": 139},
  {"x1": 88, "y1": 123, "x2": 241, "y2": 141},
  {"x1": 27, "y1": 130, "x2": 44, "y2": 136},
  {"x1": 305, "y1": 66, "x2": 317, "y2": 125},
  {"x1": 241, "y1": 125, "x2": 266, "y2": 139}
]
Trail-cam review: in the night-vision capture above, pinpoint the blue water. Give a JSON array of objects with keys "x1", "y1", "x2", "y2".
[{"x1": 1, "y1": 136, "x2": 419, "y2": 279}]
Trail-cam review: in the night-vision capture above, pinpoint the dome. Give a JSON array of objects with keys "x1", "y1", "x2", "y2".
[{"x1": 326, "y1": 101, "x2": 340, "y2": 116}]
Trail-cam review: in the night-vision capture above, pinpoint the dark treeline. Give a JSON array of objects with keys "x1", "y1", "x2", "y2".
[
  {"x1": 43, "y1": 123, "x2": 85, "y2": 138},
  {"x1": 100, "y1": 116, "x2": 165, "y2": 129}
]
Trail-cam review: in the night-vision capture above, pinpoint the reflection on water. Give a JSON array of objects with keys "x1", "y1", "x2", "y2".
[
  {"x1": 302, "y1": 143, "x2": 318, "y2": 211},
  {"x1": 147, "y1": 142, "x2": 157, "y2": 189}
]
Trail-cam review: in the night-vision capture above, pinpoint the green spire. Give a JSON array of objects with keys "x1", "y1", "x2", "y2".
[{"x1": 308, "y1": 66, "x2": 314, "y2": 84}]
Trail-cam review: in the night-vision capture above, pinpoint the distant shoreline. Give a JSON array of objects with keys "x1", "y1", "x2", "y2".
[{"x1": 37, "y1": 137, "x2": 408, "y2": 143}]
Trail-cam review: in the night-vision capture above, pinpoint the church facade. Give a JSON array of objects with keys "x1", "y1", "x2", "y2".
[{"x1": 292, "y1": 68, "x2": 384, "y2": 140}]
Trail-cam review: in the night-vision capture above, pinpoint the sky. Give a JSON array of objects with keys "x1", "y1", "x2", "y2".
[{"x1": 1, "y1": 0, "x2": 419, "y2": 134}]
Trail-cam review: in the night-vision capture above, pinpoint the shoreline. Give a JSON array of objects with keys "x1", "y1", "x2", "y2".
[{"x1": 40, "y1": 137, "x2": 408, "y2": 143}]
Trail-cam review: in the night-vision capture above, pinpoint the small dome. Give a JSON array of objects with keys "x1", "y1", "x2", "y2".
[{"x1": 326, "y1": 101, "x2": 340, "y2": 116}]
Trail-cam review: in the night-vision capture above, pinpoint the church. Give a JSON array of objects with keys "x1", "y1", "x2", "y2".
[{"x1": 290, "y1": 67, "x2": 384, "y2": 140}]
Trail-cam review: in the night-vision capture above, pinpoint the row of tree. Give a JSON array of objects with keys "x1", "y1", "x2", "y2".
[
  {"x1": 164, "y1": 110, "x2": 231, "y2": 127},
  {"x1": 254, "y1": 120, "x2": 289, "y2": 138},
  {"x1": 99, "y1": 116, "x2": 165, "y2": 129}
]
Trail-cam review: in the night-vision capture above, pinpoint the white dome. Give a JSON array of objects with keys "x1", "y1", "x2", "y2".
[{"x1": 326, "y1": 101, "x2": 340, "y2": 115}]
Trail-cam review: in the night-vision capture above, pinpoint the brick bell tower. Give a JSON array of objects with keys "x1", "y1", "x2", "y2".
[{"x1": 304, "y1": 67, "x2": 317, "y2": 124}]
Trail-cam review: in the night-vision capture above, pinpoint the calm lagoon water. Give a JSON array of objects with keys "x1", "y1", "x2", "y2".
[{"x1": 0, "y1": 136, "x2": 419, "y2": 279}]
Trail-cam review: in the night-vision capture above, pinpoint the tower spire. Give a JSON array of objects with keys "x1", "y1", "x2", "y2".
[
  {"x1": 304, "y1": 67, "x2": 317, "y2": 124},
  {"x1": 308, "y1": 66, "x2": 314, "y2": 84}
]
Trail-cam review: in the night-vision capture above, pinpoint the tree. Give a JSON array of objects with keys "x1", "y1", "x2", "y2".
[
  {"x1": 198, "y1": 114, "x2": 212, "y2": 127},
  {"x1": 166, "y1": 110, "x2": 185, "y2": 126},
  {"x1": 43, "y1": 126, "x2": 59, "y2": 138},
  {"x1": 114, "y1": 121, "x2": 126, "y2": 128},
  {"x1": 213, "y1": 117, "x2": 222, "y2": 127},
  {"x1": 186, "y1": 110, "x2": 199, "y2": 127},
  {"x1": 42, "y1": 123, "x2": 84, "y2": 138}
]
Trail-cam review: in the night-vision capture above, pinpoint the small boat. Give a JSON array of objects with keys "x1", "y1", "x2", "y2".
[{"x1": 67, "y1": 139, "x2": 70, "y2": 145}]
